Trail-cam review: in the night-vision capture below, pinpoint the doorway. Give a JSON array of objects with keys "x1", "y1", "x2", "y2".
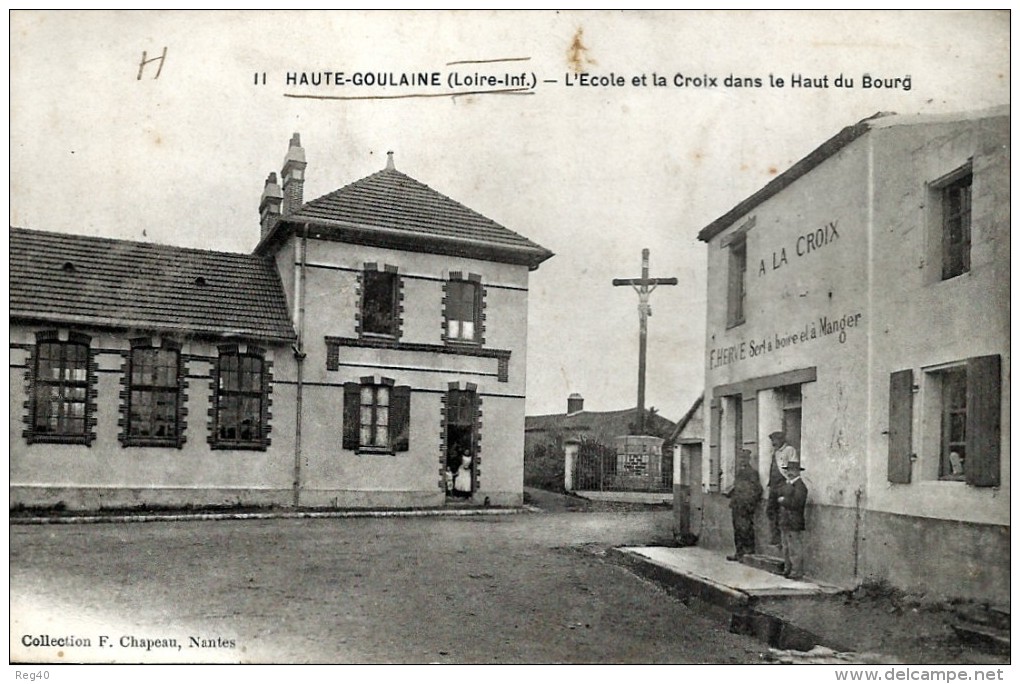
[
  {"x1": 780, "y1": 385, "x2": 802, "y2": 454},
  {"x1": 446, "y1": 389, "x2": 478, "y2": 498},
  {"x1": 677, "y1": 443, "x2": 703, "y2": 544}
]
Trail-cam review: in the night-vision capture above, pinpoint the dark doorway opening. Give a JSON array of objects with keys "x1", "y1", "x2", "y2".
[{"x1": 446, "y1": 390, "x2": 477, "y2": 499}]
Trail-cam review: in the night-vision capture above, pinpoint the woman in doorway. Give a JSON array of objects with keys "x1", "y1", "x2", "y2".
[{"x1": 454, "y1": 450, "x2": 473, "y2": 498}]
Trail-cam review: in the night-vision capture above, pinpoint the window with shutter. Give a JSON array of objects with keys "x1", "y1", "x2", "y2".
[
  {"x1": 918, "y1": 355, "x2": 1001, "y2": 487},
  {"x1": 343, "y1": 378, "x2": 411, "y2": 453}
]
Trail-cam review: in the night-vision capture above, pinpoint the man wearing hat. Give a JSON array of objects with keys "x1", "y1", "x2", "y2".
[
  {"x1": 778, "y1": 459, "x2": 808, "y2": 580},
  {"x1": 766, "y1": 430, "x2": 798, "y2": 546},
  {"x1": 726, "y1": 449, "x2": 763, "y2": 561}
]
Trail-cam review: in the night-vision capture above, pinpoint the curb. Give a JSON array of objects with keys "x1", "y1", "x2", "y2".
[
  {"x1": 608, "y1": 547, "x2": 751, "y2": 609},
  {"x1": 10, "y1": 506, "x2": 534, "y2": 526},
  {"x1": 609, "y1": 547, "x2": 853, "y2": 652}
]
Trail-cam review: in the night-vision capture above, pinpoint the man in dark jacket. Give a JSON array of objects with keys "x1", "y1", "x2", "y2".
[
  {"x1": 778, "y1": 460, "x2": 808, "y2": 579},
  {"x1": 726, "y1": 449, "x2": 763, "y2": 561},
  {"x1": 766, "y1": 430, "x2": 799, "y2": 545}
]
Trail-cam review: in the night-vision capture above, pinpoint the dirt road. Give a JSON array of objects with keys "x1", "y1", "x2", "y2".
[{"x1": 11, "y1": 508, "x2": 765, "y2": 664}]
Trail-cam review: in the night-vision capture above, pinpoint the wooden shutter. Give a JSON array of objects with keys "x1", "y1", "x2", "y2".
[
  {"x1": 708, "y1": 397, "x2": 722, "y2": 492},
  {"x1": 887, "y1": 369, "x2": 913, "y2": 484},
  {"x1": 966, "y1": 354, "x2": 1001, "y2": 487},
  {"x1": 342, "y1": 382, "x2": 360, "y2": 450},
  {"x1": 391, "y1": 385, "x2": 411, "y2": 452}
]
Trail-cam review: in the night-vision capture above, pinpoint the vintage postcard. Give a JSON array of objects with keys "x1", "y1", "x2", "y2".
[{"x1": 9, "y1": 10, "x2": 1010, "y2": 669}]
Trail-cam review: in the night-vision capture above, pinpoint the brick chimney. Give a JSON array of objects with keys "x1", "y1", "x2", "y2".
[
  {"x1": 567, "y1": 393, "x2": 584, "y2": 415},
  {"x1": 281, "y1": 133, "x2": 307, "y2": 215},
  {"x1": 259, "y1": 172, "x2": 284, "y2": 240}
]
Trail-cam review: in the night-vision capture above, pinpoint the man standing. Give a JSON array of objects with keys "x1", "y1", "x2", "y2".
[
  {"x1": 778, "y1": 460, "x2": 808, "y2": 580},
  {"x1": 726, "y1": 449, "x2": 763, "y2": 561},
  {"x1": 766, "y1": 430, "x2": 798, "y2": 546}
]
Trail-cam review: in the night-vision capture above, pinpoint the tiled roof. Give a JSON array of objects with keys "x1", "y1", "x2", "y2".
[
  {"x1": 10, "y1": 227, "x2": 295, "y2": 342},
  {"x1": 273, "y1": 167, "x2": 553, "y2": 267},
  {"x1": 525, "y1": 407, "x2": 676, "y2": 443}
]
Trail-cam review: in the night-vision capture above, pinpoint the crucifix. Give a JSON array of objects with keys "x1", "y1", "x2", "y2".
[{"x1": 612, "y1": 248, "x2": 678, "y2": 435}]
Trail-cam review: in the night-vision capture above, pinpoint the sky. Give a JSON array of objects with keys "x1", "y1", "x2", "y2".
[{"x1": 9, "y1": 10, "x2": 1010, "y2": 421}]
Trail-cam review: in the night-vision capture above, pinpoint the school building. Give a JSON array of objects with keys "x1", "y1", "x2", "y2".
[{"x1": 10, "y1": 135, "x2": 553, "y2": 510}]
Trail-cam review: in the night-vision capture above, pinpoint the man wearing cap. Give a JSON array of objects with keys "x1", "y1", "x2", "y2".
[
  {"x1": 766, "y1": 430, "x2": 798, "y2": 546},
  {"x1": 778, "y1": 459, "x2": 808, "y2": 580},
  {"x1": 726, "y1": 449, "x2": 763, "y2": 561}
]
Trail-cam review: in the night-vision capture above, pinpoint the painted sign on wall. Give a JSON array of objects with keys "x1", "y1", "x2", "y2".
[
  {"x1": 709, "y1": 310, "x2": 862, "y2": 370},
  {"x1": 758, "y1": 220, "x2": 841, "y2": 276}
]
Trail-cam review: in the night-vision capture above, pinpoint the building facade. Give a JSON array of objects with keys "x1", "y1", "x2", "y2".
[
  {"x1": 10, "y1": 137, "x2": 552, "y2": 510},
  {"x1": 693, "y1": 107, "x2": 1008, "y2": 602}
]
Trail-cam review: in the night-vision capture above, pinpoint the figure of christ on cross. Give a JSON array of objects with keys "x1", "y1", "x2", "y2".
[{"x1": 612, "y1": 248, "x2": 678, "y2": 435}]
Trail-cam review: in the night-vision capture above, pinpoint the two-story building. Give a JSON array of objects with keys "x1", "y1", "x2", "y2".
[
  {"x1": 10, "y1": 135, "x2": 553, "y2": 510},
  {"x1": 691, "y1": 107, "x2": 1008, "y2": 602}
]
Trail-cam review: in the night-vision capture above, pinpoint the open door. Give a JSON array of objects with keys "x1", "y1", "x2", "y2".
[
  {"x1": 676, "y1": 443, "x2": 703, "y2": 544},
  {"x1": 446, "y1": 389, "x2": 478, "y2": 499},
  {"x1": 781, "y1": 385, "x2": 802, "y2": 454}
]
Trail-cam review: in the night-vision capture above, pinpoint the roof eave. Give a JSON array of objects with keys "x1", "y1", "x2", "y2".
[
  {"x1": 697, "y1": 113, "x2": 890, "y2": 243},
  {"x1": 10, "y1": 313, "x2": 296, "y2": 345},
  {"x1": 257, "y1": 217, "x2": 554, "y2": 269}
]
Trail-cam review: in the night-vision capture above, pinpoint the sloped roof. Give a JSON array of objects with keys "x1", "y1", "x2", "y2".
[
  {"x1": 259, "y1": 167, "x2": 554, "y2": 268},
  {"x1": 697, "y1": 112, "x2": 888, "y2": 243},
  {"x1": 525, "y1": 407, "x2": 676, "y2": 444},
  {"x1": 10, "y1": 227, "x2": 295, "y2": 342},
  {"x1": 697, "y1": 106, "x2": 1010, "y2": 243},
  {"x1": 666, "y1": 394, "x2": 704, "y2": 444}
]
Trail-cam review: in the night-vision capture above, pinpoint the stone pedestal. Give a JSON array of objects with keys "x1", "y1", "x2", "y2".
[{"x1": 613, "y1": 434, "x2": 664, "y2": 491}]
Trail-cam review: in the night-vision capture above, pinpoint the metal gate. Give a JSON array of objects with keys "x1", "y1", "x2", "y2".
[
  {"x1": 572, "y1": 440, "x2": 673, "y2": 492},
  {"x1": 572, "y1": 440, "x2": 617, "y2": 491}
]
